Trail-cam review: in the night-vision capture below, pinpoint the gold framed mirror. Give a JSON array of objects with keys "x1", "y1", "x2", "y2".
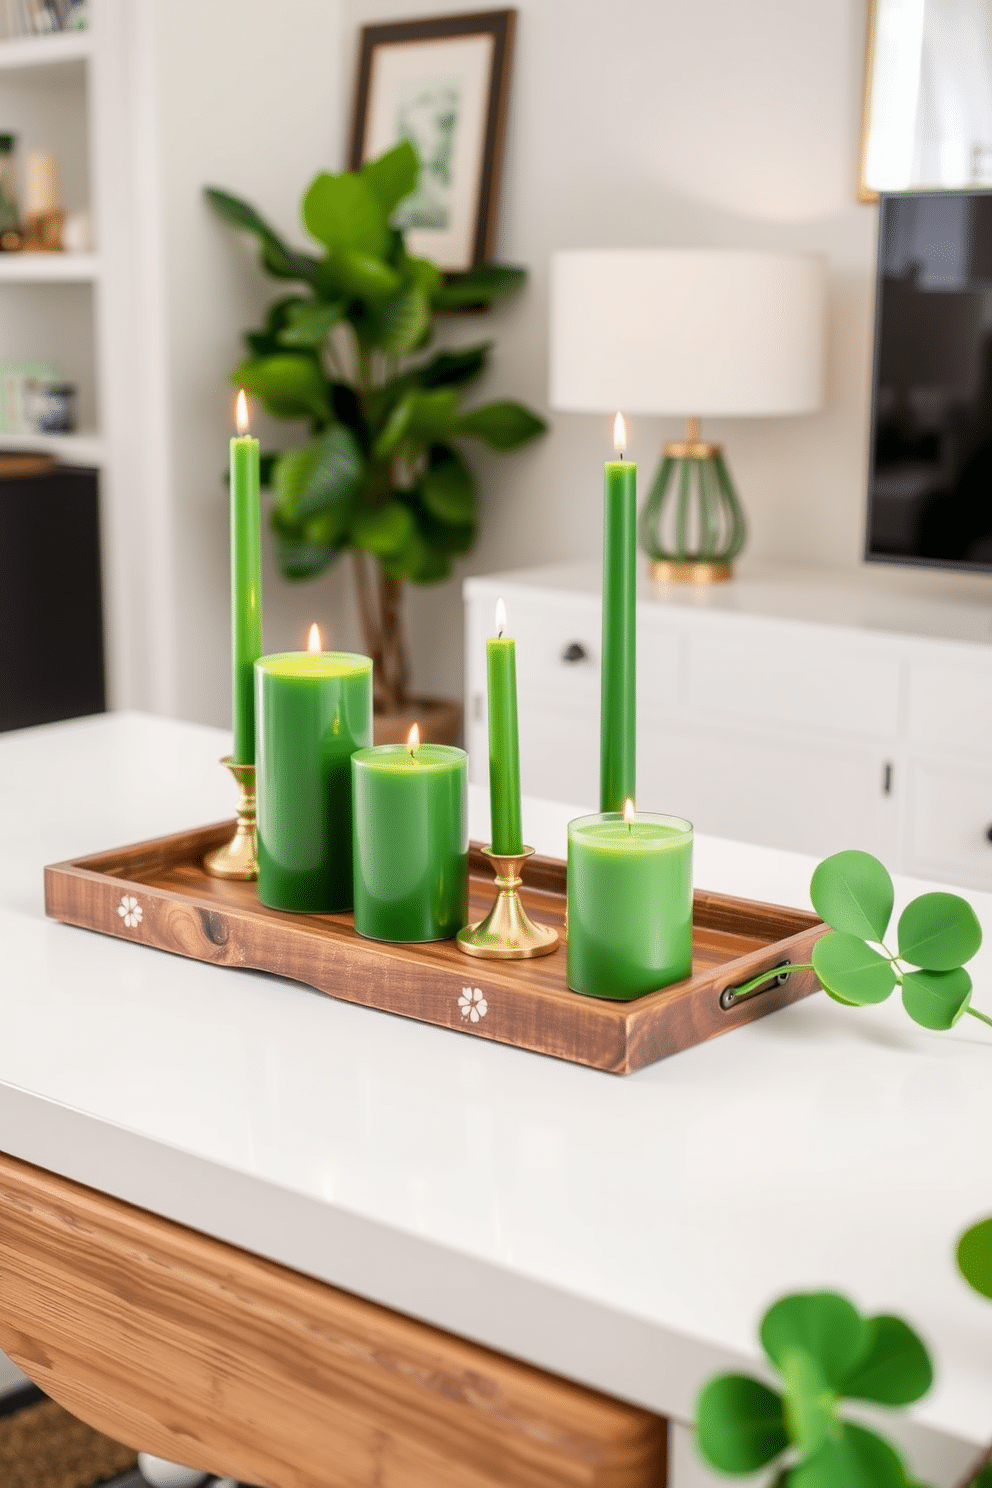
[{"x1": 861, "y1": 0, "x2": 992, "y2": 201}]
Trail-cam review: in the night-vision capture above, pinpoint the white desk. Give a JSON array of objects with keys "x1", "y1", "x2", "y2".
[{"x1": 0, "y1": 713, "x2": 990, "y2": 1486}]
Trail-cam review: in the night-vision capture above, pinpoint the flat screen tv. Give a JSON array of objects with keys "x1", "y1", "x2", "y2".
[{"x1": 867, "y1": 190, "x2": 992, "y2": 572}]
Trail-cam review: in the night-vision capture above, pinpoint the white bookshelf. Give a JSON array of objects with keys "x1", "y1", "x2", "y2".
[
  {"x1": 0, "y1": 427, "x2": 103, "y2": 462},
  {"x1": 0, "y1": 249, "x2": 97, "y2": 279},
  {"x1": 0, "y1": 30, "x2": 91, "y2": 73}
]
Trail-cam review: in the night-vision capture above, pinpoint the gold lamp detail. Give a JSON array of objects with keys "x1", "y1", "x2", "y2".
[{"x1": 549, "y1": 249, "x2": 825, "y2": 582}]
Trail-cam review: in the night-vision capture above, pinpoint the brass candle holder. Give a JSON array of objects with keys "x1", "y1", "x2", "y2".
[
  {"x1": 457, "y1": 846, "x2": 559, "y2": 960},
  {"x1": 203, "y1": 757, "x2": 258, "y2": 880}
]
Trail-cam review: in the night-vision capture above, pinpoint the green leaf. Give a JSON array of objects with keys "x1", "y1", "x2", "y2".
[
  {"x1": 364, "y1": 282, "x2": 430, "y2": 354},
  {"x1": 244, "y1": 296, "x2": 307, "y2": 357},
  {"x1": 406, "y1": 254, "x2": 443, "y2": 299},
  {"x1": 419, "y1": 342, "x2": 492, "y2": 388},
  {"x1": 901, "y1": 967, "x2": 972, "y2": 1030},
  {"x1": 277, "y1": 300, "x2": 346, "y2": 348},
  {"x1": 761, "y1": 1293, "x2": 868, "y2": 1390},
  {"x1": 897, "y1": 892, "x2": 983, "y2": 971},
  {"x1": 269, "y1": 514, "x2": 340, "y2": 581},
  {"x1": 812, "y1": 932, "x2": 897, "y2": 1006},
  {"x1": 791, "y1": 1422, "x2": 911, "y2": 1488},
  {"x1": 302, "y1": 170, "x2": 388, "y2": 257},
  {"x1": 333, "y1": 247, "x2": 402, "y2": 301},
  {"x1": 433, "y1": 262, "x2": 527, "y2": 309},
  {"x1": 232, "y1": 354, "x2": 330, "y2": 421},
  {"x1": 205, "y1": 187, "x2": 322, "y2": 285},
  {"x1": 350, "y1": 500, "x2": 416, "y2": 558},
  {"x1": 810, "y1": 851, "x2": 894, "y2": 942},
  {"x1": 957, "y1": 1216, "x2": 992, "y2": 1300},
  {"x1": 374, "y1": 388, "x2": 460, "y2": 459},
  {"x1": 454, "y1": 399, "x2": 547, "y2": 450},
  {"x1": 384, "y1": 526, "x2": 451, "y2": 583},
  {"x1": 779, "y1": 1347, "x2": 836, "y2": 1454},
  {"x1": 695, "y1": 1374, "x2": 788, "y2": 1475},
  {"x1": 421, "y1": 445, "x2": 476, "y2": 524},
  {"x1": 272, "y1": 426, "x2": 364, "y2": 526},
  {"x1": 360, "y1": 139, "x2": 419, "y2": 218},
  {"x1": 839, "y1": 1315, "x2": 933, "y2": 1405}
]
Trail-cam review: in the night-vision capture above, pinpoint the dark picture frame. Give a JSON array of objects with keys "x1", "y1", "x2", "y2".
[{"x1": 349, "y1": 9, "x2": 516, "y2": 272}]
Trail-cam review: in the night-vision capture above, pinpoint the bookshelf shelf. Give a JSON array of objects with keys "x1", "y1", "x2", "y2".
[
  {"x1": 0, "y1": 429, "x2": 104, "y2": 464},
  {"x1": 0, "y1": 30, "x2": 91, "y2": 72},
  {"x1": 0, "y1": 251, "x2": 97, "y2": 281}
]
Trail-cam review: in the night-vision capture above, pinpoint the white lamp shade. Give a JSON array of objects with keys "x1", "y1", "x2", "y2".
[{"x1": 549, "y1": 249, "x2": 826, "y2": 417}]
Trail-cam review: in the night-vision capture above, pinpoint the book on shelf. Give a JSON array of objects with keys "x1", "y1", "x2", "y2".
[{"x1": 0, "y1": 0, "x2": 87, "y2": 37}]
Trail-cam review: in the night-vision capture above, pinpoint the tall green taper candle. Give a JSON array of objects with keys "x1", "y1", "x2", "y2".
[
  {"x1": 230, "y1": 390, "x2": 263, "y2": 765},
  {"x1": 487, "y1": 596, "x2": 523, "y2": 855},
  {"x1": 600, "y1": 412, "x2": 637, "y2": 813}
]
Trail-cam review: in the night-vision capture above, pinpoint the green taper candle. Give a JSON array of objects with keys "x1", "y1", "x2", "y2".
[
  {"x1": 567, "y1": 808, "x2": 693, "y2": 1000},
  {"x1": 600, "y1": 412, "x2": 637, "y2": 813},
  {"x1": 352, "y1": 734, "x2": 468, "y2": 942},
  {"x1": 255, "y1": 643, "x2": 372, "y2": 912},
  {"x1": 487, "y1": 596, "x2": 523, "y2": 855},
  {"x1": 230, "y1": 390, "x2": 263, "y2": 765}
]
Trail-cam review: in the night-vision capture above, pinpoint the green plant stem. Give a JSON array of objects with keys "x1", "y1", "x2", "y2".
[
  {"x1": 730, "y1": 963, "x2": 814, "y2": 999},
  {"x1": 965, "y1": 1006, "x2": 992, "y2": 1029}
]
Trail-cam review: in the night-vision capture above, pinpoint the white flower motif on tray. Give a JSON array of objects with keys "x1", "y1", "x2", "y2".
[
  {"x1": 459, "y1": 986, "x2": 488, "y2": 1022},
  {"x1": 117, "y1": 894, "x2": 143, "y2": 929}
]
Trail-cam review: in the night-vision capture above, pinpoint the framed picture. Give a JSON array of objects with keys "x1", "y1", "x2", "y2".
[{"x1": 349, "y1": 9, "x2": 517, "y2": 273}]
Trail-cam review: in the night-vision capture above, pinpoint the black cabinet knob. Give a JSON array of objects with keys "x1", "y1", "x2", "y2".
[
  {"x1": 986, "y1": 825, "x2": 992, "y2": 843},
  {"x1": 562, "y1": 642, "x2": 588, "y2": 664}
]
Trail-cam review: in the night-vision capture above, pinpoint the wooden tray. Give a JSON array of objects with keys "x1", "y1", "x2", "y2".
[{"x1": 44, "y1": 822, "x2": 827, "y2": 1075}]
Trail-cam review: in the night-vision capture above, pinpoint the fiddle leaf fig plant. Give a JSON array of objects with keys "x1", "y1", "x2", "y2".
[
  {"x1": 731, "y1": 849, "x2": 990, "y2": 1034},
  {"x1": 696, "y1": 1291, "x2": 935, "y2": 1487},
  {"x1": 205, "y1": 140, "x2": 546, "y2": 715}
]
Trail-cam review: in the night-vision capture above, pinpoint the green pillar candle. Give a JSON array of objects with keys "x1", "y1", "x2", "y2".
[
  {"x1": 487, "y1": 597, "x2": 523, "y2": 855},
  {"x1": 255, "y1": 648, "x2": 372, "y2": 912},
  {"x1": 567, "y1": 809, "x2": 693, "y2": 1000},
  {"x1": 230, "y1": 391, "x2": 263, "y2": 766},
  {"x1": 352, "y1": 738, "x2": 468, "y2": 942},
  {"x1": 600, "y1": 414, "x2": 637, "y2": 813}
]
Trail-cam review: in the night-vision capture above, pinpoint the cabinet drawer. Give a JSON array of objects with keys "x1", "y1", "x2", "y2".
[
  {"x1": 908, "y1": 658, "x2": 992, "y2": 758},
  {"x1": 685, "y1": 627, "x2": 901, "y2": 741},
  {"x1": 905, "y1": 758, "x2": 992, "y2": 889}
]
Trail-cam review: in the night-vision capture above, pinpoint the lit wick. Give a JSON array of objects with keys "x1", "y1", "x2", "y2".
[
  {"x1": 494, "y1": 595, "x2": 508, "y2": 639},
  {"x1": 407, "y1": 722, "x2": 420, "y2": 757},
  {"x1": 624, "y1": 797, "x2": 636, "y2": 835},
  {"x1": 235, "y1": 388, "x2": 250, "y2": 435},
  {"x1": 613, "y1": 411, "x2": 627, "y2": 463},
  {"x1": 307, "y1": 622, "x2": 321, "y2": 653}
]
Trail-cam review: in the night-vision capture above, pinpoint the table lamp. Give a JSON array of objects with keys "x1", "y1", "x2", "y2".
[{"x1": 549, "y1": 249, "x2": 825, "y2": 581}]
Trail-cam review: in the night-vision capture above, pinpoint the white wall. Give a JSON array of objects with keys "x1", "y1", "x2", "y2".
[{"x1": 143, "y1": 0, "x2": 992, "y2": 730}]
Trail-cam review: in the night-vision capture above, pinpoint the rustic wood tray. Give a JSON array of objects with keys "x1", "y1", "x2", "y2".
[{"x1": 44, "y1": 822, "x2": 827, "y2": 1075}]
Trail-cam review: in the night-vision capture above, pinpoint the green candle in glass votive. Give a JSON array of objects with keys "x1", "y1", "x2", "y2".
[
  {"x1": 567, "y1": 804, "x2": 693, "y2": 1000},
  {"x1": 601, "y1": 412, "x2": 637, "y2": 814},
  {"x1": 230, "y1": 390, "x2": 263, "y2": 766},
  {"x1": 255, "y1": 627, "x2": 372, "y2": 913},
  {"x1": 352, "y1": 726, "x2": 468, "y2": 942}
]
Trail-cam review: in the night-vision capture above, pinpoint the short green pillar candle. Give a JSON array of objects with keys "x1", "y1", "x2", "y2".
[
  {"x1": 230, "y1": 391, "x2": 263, "y2": 766},
  {"x1": 601, "y1": 414, "x2": 637, "y2": 813},
  {"x1": 255, "y1": 647, "x2": 373, "y2": 912},
  {"x1": 352, "y1": 735, "x2": 468, "y2": 942},
  {"x1": 567, "y1": 809, "x2": 693, "y2": 1000}
]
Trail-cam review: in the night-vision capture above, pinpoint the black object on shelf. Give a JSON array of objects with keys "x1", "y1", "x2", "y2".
[{"x1": 0, "y1": 462, "x2": 106, "y2": 732}]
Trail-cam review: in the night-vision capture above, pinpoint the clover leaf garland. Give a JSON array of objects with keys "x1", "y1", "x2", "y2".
[
  {"x1": 696, "y1": 1291, "x2": 934, "y2": 1488},
  {"x1": 732, "y1": 850, "x2": 990, "y2": 1033}
]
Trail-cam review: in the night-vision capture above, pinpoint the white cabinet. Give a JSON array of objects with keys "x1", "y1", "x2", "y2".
[{"x1": 464, "y1": 563, "x2": 992, "y2": 886}]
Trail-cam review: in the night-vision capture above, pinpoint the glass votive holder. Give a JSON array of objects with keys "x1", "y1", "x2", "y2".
[
  {"x1": 567, "y1": 810, "x2": 693, "y2": 999},
  {"x1": 351, "y1": 741, "x2": 468, "y2": 942}
]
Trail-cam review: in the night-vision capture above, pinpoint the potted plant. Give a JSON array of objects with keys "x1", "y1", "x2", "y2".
[{"x1": 206, "y1": 141, "x2": 546, "y2": 740}]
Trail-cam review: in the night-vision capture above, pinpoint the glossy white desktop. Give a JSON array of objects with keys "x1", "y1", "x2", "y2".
[{"x1": 0, "y1": 713, "x2": 989, "y2": 1487}]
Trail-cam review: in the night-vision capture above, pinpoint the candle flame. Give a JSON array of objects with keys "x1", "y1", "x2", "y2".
[
  {"x1": 623, "y1": 798, "x2": 636, "y2": 824},
  {"x1": 407, "y1": 722, "x2": 420, "y2": 752},
  {"x1": 235, "y1": 389, "x2": 250, "y2": 435},
  {"x1": 494, "y1": 596, "x2": 508, "y2": 637},
  {"x1": 613, "y1": 412, "x2": 627, "y2": 454},
  {"x1": 307, "y1": 622, "x2": 321, "y2": 653}
]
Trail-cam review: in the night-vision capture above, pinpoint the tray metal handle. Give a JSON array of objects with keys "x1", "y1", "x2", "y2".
[{"x1": 719, "y1": 959, "x2": 792, "y2": 1011}]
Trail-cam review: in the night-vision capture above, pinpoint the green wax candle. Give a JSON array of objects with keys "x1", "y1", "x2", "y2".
[
  {"x1": 255, "y1": 649, "x2": 372, "y2": 912},
  {"x1": 352, "y1": 740, "x2": 468, "y2": 942},
  {"x1": 567, "y1": 810, "x2": 693, "y2": 1000},
  {"x1": 230, "y1": 394, "x2": 262, "y2": 766},
  {"x1": 487, "y1": 599, "x2": 523, "y2": 855},
  {"x1": 601, "y1": 425, "x2": 637, "y2": 813}
]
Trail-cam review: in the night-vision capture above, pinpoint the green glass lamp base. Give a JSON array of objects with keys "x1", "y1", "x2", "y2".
[{"x1": 638, "y1": 419, "x2": 747, "y2": 577}]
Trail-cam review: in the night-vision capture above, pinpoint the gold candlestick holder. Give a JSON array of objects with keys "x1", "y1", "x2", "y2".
[
  {"x1": 203, "y1": 757, "x2": 258, "y2": 880},
  {"x1": 457, "y1": 846, "x2": 559, "y2": 960}
]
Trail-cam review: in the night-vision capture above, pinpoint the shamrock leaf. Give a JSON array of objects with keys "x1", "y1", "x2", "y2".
[
  {"x1": 897, "y1": 892, "x2": 982, "y2": 971},
  {"x1": 790, "y1": 1421, "x2": 912, "y2": 1488},
  {"x1": 810, "y1": 850, "x2": 894, "y2": 942},
  {"x1": 695, "y1": 1374, "x2": 788, "y2": 1474},
  {"x1": 839, "y1": 1315, "x2": 933, "y2": 1405},
  {"x1": 901, "y1": 967, "x2": 972, "y2": 1030},
  {"x1": 761, "y1": 1292, "x2": 868, "y2": 1388},
  {"x1": 957, "y1": 1216, "x2": 992, "y2": 1301},
  {"x1": 812, "y1": 932, "x2": 897, "y2": 1006}
]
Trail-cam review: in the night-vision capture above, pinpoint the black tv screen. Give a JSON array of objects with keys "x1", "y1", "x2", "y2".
[{"x1": 867, "y1": 190, "x2": 992, "y2": 572}]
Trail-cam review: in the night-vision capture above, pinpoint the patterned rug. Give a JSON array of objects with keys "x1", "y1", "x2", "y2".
[{"x1": 0, "y1": 1384, "x2": 140, "y2": 1488}]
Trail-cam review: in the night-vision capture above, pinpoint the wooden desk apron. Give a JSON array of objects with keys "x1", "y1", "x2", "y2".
[{"x1": 0, "y1": 1152, "x2": 667, "y2": 1488}]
